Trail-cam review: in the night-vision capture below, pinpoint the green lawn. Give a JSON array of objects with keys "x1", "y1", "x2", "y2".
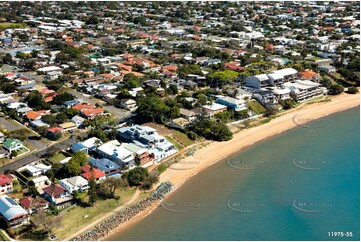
[
  {"x1": 170, "y1": 130, "x2": 194, "y2": 147},
  {"x1": 48, "y1": 152, "x2": 67, "y2": 163},
  {"x1": 165, "y1": 136, "x2": 183, "y2": 150},
  {"x1": 247, "y1": 100, "x2": 267, "y2": 114},
  {"x1": 52, "y1": 187, "x2": 137, "y2": 240}
]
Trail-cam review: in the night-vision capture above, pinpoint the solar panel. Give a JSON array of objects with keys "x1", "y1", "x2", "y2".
[{"x1": 5, "y1": 197, "x2": 18, "y2": 206}]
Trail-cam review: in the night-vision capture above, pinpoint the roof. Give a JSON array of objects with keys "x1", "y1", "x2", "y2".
[
  {"x1": 63, "y1": 176, "x2": 88, "y2": 186},
  {"x1": 180, "y1": 108, "x2": 195, "y2": 117},
  {"x1": 48, "y1": 127, "x2": 62, "y2": 133},
  {"x1": 0, "y1": 174, "x2": 12, "y2": 186},
  {"x1": 203, "y1": 103, "x2": 228, "y2": 111},
  {"x1": 42, "y1": 184, "x2": 66, "y2": 197},
  {"x1": 88, "y1": 157, "x2": 121, "y2": 173},
  {"x1": 82, "y1": 108, "x2": 103, "y2": 117},
  {"x1": 72, "y1": 104, "x2": 95, "y2": 111},
  {"x1": 3, "y1": 138, "x2": 22, "y2": 149},
  {"x1": 299, "y1": 70, "x2": 318, "y2": 80},
  {"x1": 81, "y1": 165, "x2": 106, "y2": 180},
  {"x1": 25, "y1": 110, "x2": 46, "y2": 120},
  {"x1": 59, "y1": 122, "x2": 77, "y2": 129},
  {"x1": 0, "y1": 195, "x2": 28, "y2": 221}
]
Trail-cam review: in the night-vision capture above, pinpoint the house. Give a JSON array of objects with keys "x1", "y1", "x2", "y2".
[
  {"x1": 180, "y1": 108, "x2": 197, "y2": 121},
  {"x1": 19, "y1": 197, "x2": 49, "y2": 214},
  {"x1": 117, "y1": 125, "x2": 156, "y2": 143},
  {"x1": 269, "y1": 87, "x2": 292, "y2": 101},
  {"x1": 71, "y1": 115, "x2": 86, "y2": 128},
  {"x1": 118, "y1": 99, "x2": 137, "y2": 111},
  {"x1": 122, "y1": 143, "x2": 154, "y2": 168},
  {"x1": 245, "y1": 74, "x2": 270, "y2": 89},
  {"x1": 59, "y1": 176, "x2": 89, "y2": 194},
  {"x1": 82, "y1": 108, "x2": 104, "y2": 119},
  {"x1": 59, "y1": 122, "x2": 77, "y2": 133},
  {"x1": 3, "y1": 138, "x2": 25, "y2": 153},
  {"x1": 252, "y1": 89, "x2": 277, "y2": 105},
  {"x1": 25, "y1": 110, "x2": 47, "y2": 121},
  {"x1": 81, "y1": 165, "x2": 106, "y2": 182},
  {"x1": 18, "y1": 162, "x2": 51, "y2": 177},
  {"x1": 0, "y1": 195, "x2": 29, "y2": 227},
  {"x1": 0, "y1": 174, "x2": 13, "y2": 195},
  {"x1": 202, "y1": 103, "x2": 228, "y2": 116},
  {"x1": 88, "y1": 157, "x2": 121, "y2": 177},
  {"x1": 42, "y1": 184, "x2": 73, "y2": 209},
  {"x1": 215, "y1": 96, "x2": 248, "y2": 111},
  {"x1": 63, "y1": 99, "x2": 82, "y2": 108},
  {"x1": 317, "y1": 64, "x2": 336, "y2": 73},
  {"x1": 96, "y1": 140, "x2": 134, "y2": 167},
  {"x1": 47, "y1": 127, "x2": 63, "y2": 139},
  {"x1": 0, "y1": 132, "x2": 5, "y2": 144},
  {"x1": 29, "y1": 175, "x2": 51, "y2": 194},
  {"x1": 282, "y1": 80, "x2": 324, "y2": 101}
]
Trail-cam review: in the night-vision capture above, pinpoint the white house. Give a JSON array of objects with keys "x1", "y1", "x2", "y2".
[{"x1": 59, "y1": 176, "x2": 89, "y2": 194}]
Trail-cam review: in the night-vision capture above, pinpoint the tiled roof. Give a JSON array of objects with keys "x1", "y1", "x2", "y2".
[{"x1": 42, "y1": 184, "x2": 66, "y2": 197}]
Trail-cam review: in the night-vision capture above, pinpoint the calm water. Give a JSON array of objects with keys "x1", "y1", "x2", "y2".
[{"x1": 108, "y1": 107, "x2": 360, "y2": 241}]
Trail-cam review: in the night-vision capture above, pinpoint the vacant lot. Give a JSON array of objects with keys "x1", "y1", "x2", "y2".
[{"x1": 247, "y1": 100, "x2": 266, "y2": 114}]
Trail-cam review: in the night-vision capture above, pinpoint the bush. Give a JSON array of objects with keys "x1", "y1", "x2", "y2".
[
  {"x1": 157, "y1": 164, "x2": 168, "y2": 173},
  {"x1": 187, "y1": 131, "x2": 198, "y2": 140},
  {"x1": 329, "y1": 84, "x2": 344, "y2": 95},
  {"x1": 347, "y1": 87, "x2": 359, "y2": 94}
]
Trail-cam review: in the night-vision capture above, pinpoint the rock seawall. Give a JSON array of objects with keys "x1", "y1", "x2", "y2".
[{"x1": 73, "y1": 182, "x2": 173, "y2": 241}]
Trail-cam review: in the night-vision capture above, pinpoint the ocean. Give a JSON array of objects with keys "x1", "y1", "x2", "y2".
[{"x1": 108, "y1": 107, "x2": 360, "y2": 241}]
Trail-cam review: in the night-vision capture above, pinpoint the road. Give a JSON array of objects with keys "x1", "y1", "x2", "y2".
[
  {"x1": 0, "y1": 117, "x2": 50, "y2": 151},
  {"x1": 64, "y1": 88, "x2": 133, "y2": 121},
  {"x1": 0, "y1": 133, "x2": 87, "y2": 172}
]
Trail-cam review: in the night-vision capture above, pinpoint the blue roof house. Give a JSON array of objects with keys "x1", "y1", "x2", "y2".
[{"x1": 0, "y1": 195, "x2": 29, "y2": 227}]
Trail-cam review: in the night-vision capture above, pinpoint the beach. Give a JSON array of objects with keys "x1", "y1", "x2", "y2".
[{"x1": 98, "y1": 93, "x2": 360, "y2": 241}]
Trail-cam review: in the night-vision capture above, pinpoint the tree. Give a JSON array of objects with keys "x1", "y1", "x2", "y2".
[
  {"x1": 136, "y1": 95, "x2": 170, "y2": 123},
  {"x1": 25, "y1": 91, "x2": 51, "y2": 110},
  {"x1": 55, "y1": 112, "x2": 68, "y2": 124},
  {"x1": 329, "y1": 84, "x2": 344, "y2": 95},
  {"x1": 88, "y1": 179, "x2": 97, "y2": 206},
  {"x1": 41, "y1": 114, "x2": 56, "y2": 125},
  {"x1": 65, "y1": 159, "x2": 81, "y2": 176},
  {"x1": 8, "y1": 129, "x2": 31, "y2": 141},
  {"x1": 35, "y1": 126, "x2": 48, "y2": 137},
  {"x1": 86, "y1": 16, "x2": 99, "y2": 25},
  {"x1": 207, "y1": 70, "x2": 239, "y2": 88},
  {"x1": 52, "y1": 92, "x2": 75, "y2": 105},
  {"x1": 122, "y1": 167, "x2": 149, "y2": 186},
  {"x1": 71, "y1": 151, "x2": 88, "y2": 166},
  {"x1": 102, "y1": 177, "x2": 128, "y2": 198},
  {"x1": 32, "y1": 211, "x2": 61, "y2": 236}
]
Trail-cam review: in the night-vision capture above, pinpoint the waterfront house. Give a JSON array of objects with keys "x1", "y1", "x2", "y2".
[
  {"x1": 215, "y1": 96, "x2": 248, "y2": 112},
  {"x1": 96, "y1": 140, "x2": 134, "y2": 168},
  {"x1": 88, "y1": 157, "x2": 121, "y2": 177},
  {"x1": 282, "y1": 80, "x2": 324, "y2": 101},
  {"x1": 81, "y1": 165, "x2": 106, "y2": 182},
  {"x1": 59, "y1": 176, "x2": 89, "y2": 194},
  {"x1": 42, "y1": 183, "x2": 73, "y2": 209},
  {"x1": 19, "y1": 197, "x2": 49, "y2": 214},
  {"x1": 0, "y1": 195, "x2": 29, "y2": 227}
]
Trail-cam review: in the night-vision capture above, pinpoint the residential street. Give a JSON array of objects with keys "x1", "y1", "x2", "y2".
[{"x1": 64, "y1": 88, "x2": 133, "y2": 121}]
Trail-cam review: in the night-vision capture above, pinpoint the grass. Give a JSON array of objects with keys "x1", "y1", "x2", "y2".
[
  {"x1": 165, "y1": 136, "x2": 183, "y2": 150},
  {"x1": 53, "y1": 187, "x2": 137, "y2": 240},
  {"x1": 170, "y1": 130, "x2": 194, "y2": 147},
  {"x1": 48, "y1": 152, "x2": 67, "y2": 163},
  {"x1": 247, "y1": 100, "x2": 267, "y2": 114},
  {"x1": 0, "y1": 230, "x2": 9, "y2": 241},
  {"x1": 0, "y1": 22, "x2": 28, "y2": 31}
]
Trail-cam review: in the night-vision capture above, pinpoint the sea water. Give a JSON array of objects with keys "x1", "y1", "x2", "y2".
[{"x1": 108, "y1": 107, "x2": 360, "y2": 241}]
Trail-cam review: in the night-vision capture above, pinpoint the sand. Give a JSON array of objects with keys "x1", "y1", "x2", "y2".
[{"x1": 101, "y1": 93, "x2": 360, "y2": 240}]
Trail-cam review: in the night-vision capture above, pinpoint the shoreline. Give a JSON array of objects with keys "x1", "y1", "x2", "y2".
[{"x1": 99, "y1": 93, "x2": 360, "y2": 241}]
